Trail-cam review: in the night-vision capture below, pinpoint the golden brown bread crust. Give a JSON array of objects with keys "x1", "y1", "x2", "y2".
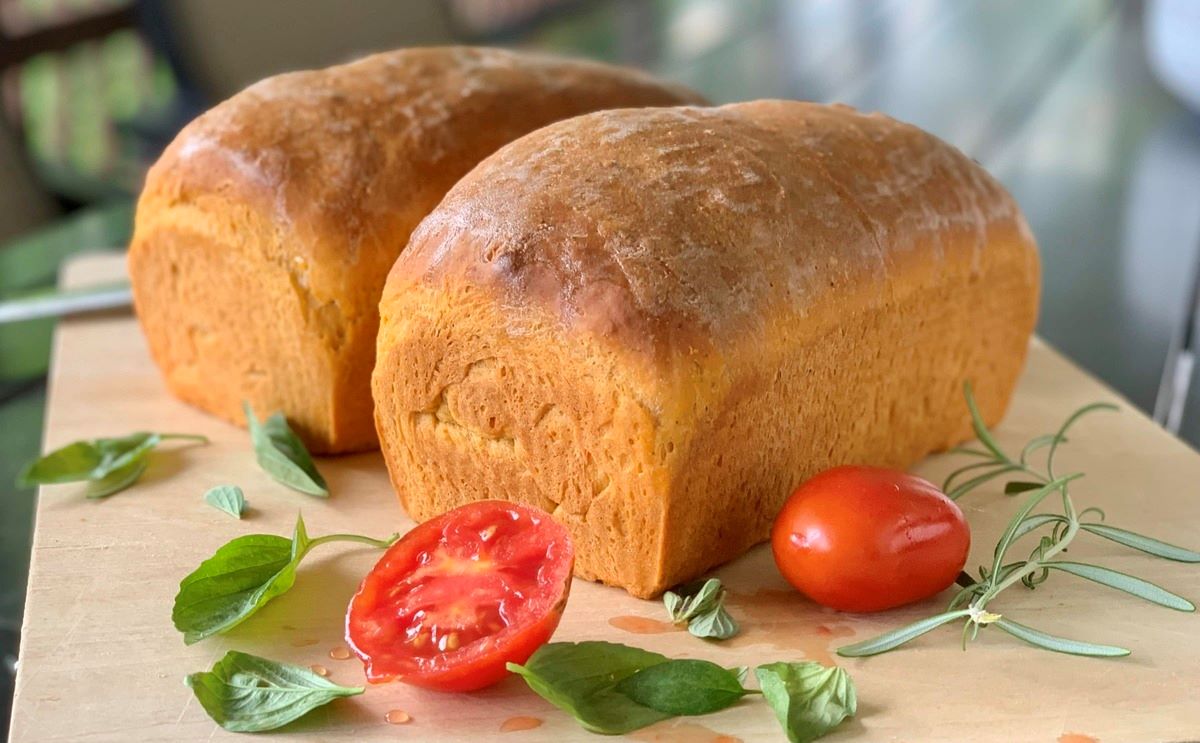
[
  {"x1": 127, "y1": 47, "x2": 704, "y2": 453},
  {"x1": 375, "y1": 101, "x2": 1040, "y2": 597}
]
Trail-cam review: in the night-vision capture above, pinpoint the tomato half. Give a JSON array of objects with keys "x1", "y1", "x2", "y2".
[
  {"x1": 771, "y1": 466, "x2": 970, "y2": 613},
  {"x1": 345, "y1": 500, "x2": 573, "y2": 691}
]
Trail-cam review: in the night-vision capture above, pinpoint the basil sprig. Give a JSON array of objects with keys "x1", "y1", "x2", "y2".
[
  {"x1": 204, "y1": 485, "x2": 246, "y2": 519},
  {"x1": 663, "y1": 578, "x2": 739, "y2": 640},
  {"x1": 17, "y1": 431, "x2": 208, "y2": 498},
  {"x1": 840, "y1": 383, "x2": 1200, "y2": 659},
  {"x1": 186, "y1": 651, "x2": 362, "y2": 732},
  {"x1": 508, "y1": 642, "x2": 856, "y2": 742},
  {"x1": 756, "y1": 662, "x2": 857, "y2": 743},
  {"x1": 243, "y1": 402, "x2": 328, "y2": 497},
  {"x1": 172, "y1": 513, "x2": 397, "y2": 644}
]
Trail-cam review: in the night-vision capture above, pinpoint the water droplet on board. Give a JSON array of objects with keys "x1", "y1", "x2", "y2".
[
  {"x1": 309, "y1": 664, "x2": 329, "y2": 677},
  {"x1": 630, "y1": 720, "x2": 743, "y2": 742},
  {"x1": 608, "y1": 615, "x2": 681, "y2": 634},
  {"x1": 723, "y1": 588, "x2": 855, "y2": 665},
  {"x1": 329, "y1": 645, "x2": 352, "y2": 660},
  {"x1": 500, "y1": 716, "x2": 543, "y2": 732},
  {"x1": 385, "y1": 709, "x2": 412, "y2": 725}
]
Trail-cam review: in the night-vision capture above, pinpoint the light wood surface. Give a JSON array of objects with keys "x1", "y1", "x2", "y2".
[{"x1": 10, "y1": 254, "x2": 1200, "y2": 742}]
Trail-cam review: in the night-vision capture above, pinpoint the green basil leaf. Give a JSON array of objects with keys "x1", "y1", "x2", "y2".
[
  {"x1": 244, "y1": 402, "x2": 328, "y2": 497},
  {"x1": 17, "y1": 431, "x2": 207, "y2": 490},
  {"x1": 616, "y1": 659, "x2": 748, "y2": 716},
  {"x1": 688, "y1": 606, "x2": 739, "y2": 640},
  {"x1": 173, "y1": 514, "x2": 394, "y2": 644},
  {"x1": 755, "y1": 662, "x2": 857, "y2": 743},
  {"x1": 18, "y1": 441, "x2": 103, "y2": 485},
  {"x1": 204, "y1": 485, "x2": 247, "y2": 518},
  {"x1": 172, "y1": 532, "x2": 297, "y2": 644},
  {"x1": 507, "y1": 641, "x2": 672, "y2": 734},
  {"x1": 85, "y1": 458, "x2": 149, "y2": 499},
  {"x1": 185, "y1": 650, "x2": 362, "y2": 732},
  {"x1": 95, "y1": 432, "x2": 160, "y2": 475}
]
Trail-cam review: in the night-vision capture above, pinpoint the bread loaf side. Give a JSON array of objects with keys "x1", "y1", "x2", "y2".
[
  {"x1": 374, "y1": 101, "x2": 1040, "y2": 597},
  {"x1": 128, "y1": 47, "x2": 703, "y2": 453}
]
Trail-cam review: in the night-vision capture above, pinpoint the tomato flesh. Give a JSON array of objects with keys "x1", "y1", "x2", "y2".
[
  {"x1": 771, "y1": 465, "x2": 970, "y2": 613},
  {"x1": 346, "y1": 500, "x2": 573, "y2": 691}
]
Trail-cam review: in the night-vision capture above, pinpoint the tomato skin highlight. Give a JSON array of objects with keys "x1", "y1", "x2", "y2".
[
  {"x1": 771, "y1": 466, "x2": 970, "y2": 613},
  {"x1": 345, "y1": 500, "x2": 573, "y2": 691}
]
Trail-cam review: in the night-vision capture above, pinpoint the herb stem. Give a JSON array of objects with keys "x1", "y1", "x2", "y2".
[
  {"x1": 159, "y1": 434, "x2": 211, "y2": 444},
  {"x1": 979, "y1": 514, "x2": 1081, "y2": 604},
  {"x1": 305, "y1": 533, "x2": 400, "y2": 551}
]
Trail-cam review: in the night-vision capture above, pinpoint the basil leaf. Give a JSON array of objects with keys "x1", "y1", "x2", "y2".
[
  {"x1": 17, "y1": 431, "x2": 207, "y2": 493},
  {"x1": 18, "y1": 441, "x2": 103, "y2": 485},
  {"x1": 688, "y1": 606, "x2": 739, "y2": 640},
  {"x1": 85, "y1": 458, "x2": 149, "y2": 499},
  {"x1": 755, "y1": 662, "x2": 857, "y2": 743},
  {"x1": 507, "y1": 641, "x2": 672, "y2": 734},
  {"x1": 204, "y1": 485, "x2": 247, "y2": 519},
  {"x1": 95, "y1": 432, "x2": 160, "y2": 474},
  {"x1": 244, "y1": 402, "x2": 328, "y2": 497},
  {"x1": 186, "y1": 650, "x2": 362, "y2": 732},
  {"x1": 172, "y1": 524, "x2": 299, "y2": 644},
  {"x1": 616, "y1": 659, "x2": 749, "y2": 716},
  {"x1": 173, "y1": 515, "x2": 394, "y2": 644}
]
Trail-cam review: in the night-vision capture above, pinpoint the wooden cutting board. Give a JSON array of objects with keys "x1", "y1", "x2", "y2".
[{"x1": 9, "y1": 254, "x2": 1200, "y2": 743}]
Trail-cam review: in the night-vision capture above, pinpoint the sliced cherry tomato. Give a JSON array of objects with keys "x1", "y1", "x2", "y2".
[
  {"x1": 346, "y1": 500, "x2": 573, "y2": 691},
  {"x1": 771, "y1": 465, "x2": 970, "y2": 613}
]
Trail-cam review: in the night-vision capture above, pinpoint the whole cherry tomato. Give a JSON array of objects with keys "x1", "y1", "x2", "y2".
[
  {"x1": 771, "y1": 465, "x2": 969, "y2": 613},
  {"x1": 346, "y1": 500, "x2": 573, "y2": 691}
]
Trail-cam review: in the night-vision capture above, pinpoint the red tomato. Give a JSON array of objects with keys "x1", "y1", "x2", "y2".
[
  {"x1": 771, "y1": 465, "x2": 969, "y2": 613},
  {"x1": 345, "y1": 500, "x2": 573, "y2": 691}
]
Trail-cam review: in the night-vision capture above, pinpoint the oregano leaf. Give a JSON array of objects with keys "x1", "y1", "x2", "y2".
[{"x1": 204, "y1": 485, "x2": 247, "y2": 518}]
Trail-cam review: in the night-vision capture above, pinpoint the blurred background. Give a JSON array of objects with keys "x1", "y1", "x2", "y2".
[{"x1": 1, "y1": 0, "x2": 1198, "y2": 732}]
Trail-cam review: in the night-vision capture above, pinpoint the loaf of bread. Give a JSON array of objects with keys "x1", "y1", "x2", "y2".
[
  {"x1": 128, "y1": 47, "x2": 703, "y2": 453},
  {"x1": 374, "y1": 101, "x2": 1040, "y2": 598}
]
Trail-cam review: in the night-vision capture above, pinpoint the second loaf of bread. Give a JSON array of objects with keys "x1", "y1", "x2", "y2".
[{"x1": 374, "y1": 101, "x2": 1040, "y2": 597}]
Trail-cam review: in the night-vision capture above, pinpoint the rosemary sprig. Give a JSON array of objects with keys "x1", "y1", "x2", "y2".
[{"x1": 839, "y1": 383, "x2": 1200, "y2": 659}]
